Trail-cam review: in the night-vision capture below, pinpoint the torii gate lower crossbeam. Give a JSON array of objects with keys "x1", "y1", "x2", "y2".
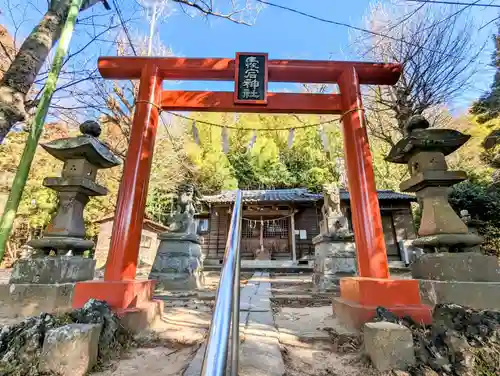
[{"x1": 72, "y1": 55, "x2": 432, "y2": 330}]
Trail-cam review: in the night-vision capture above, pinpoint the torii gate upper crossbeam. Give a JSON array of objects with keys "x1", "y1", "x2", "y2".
[{"x1": 98, "y1": 57, "x2": 401, "y2": 85}]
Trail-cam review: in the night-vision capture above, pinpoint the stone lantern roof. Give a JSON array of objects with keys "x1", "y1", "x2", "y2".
[
  {"x1": 41, "y1": 120, "x2": 120, "y2": 168},
  {"x1": 385, "y1": 116, "x2": 470, "y2": 164}
]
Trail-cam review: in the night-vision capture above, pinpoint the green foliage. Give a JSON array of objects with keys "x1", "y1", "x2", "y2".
[
  {"x1": 0, "y1": 131, "x2": 60, "y2": 257},
  {"x1": 186, "y1": 114, "x2": 340, "y2": 193},
  {"x1": 449, "y1": 180, "x2": 500, "y2": 255},
  {"x1": 146, "y1": 187, "x2": 175, "y2": 225},
  {"x1": 449, "y1": 181, "x2": 500, "y2": 221},
  {"x1": 4, "y1": 110, "x2": 500, "y2": 259},
  {"x1": 371, "y1": 138, "x2": 408, "y2": 191},
  {"x1": 470, "y1": 27, "x2": 500, "y2": 124}
]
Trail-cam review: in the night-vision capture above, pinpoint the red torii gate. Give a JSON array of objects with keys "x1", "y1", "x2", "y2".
[{"x1": 73, "y1": 55, "x2": 431, "y2": 328}]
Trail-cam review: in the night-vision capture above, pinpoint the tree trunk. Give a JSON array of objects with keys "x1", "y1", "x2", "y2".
[{"x1": 0, "y1": 1, "x2": 73, "y2": 142}]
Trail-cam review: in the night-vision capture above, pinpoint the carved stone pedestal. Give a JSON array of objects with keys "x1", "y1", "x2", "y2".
[
  {"x1": 412, "y1": 252, "x2": 500, "y2": 310},
  {"x1": 0, "y1": 256, "x2": 96, "y2": 318},
  {"x1": 0, "y1": 283, "x2": 75, "y2": 318},
  {"x1": 9, "y1": 256, "x2": 95, "y2": 284},
  {"x1": 312, "y1": 234, "x2": 356, "y2": 292},
  {"x1": 149, "y1": 233, "x2": 204, "y2": 291}
]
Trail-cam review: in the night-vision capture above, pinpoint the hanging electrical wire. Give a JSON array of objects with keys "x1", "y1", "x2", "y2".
[
  {"x1": 111, "y1": 0, "x2": 138, "y2": 56},
  {"x1": 254, "y1": 0, "x2": 481, "y2": 61},
  {"x1": 406, "y1": 0, "x2": 500, "y2": 7}
]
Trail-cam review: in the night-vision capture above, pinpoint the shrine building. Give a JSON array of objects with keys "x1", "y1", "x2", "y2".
[{"x1": 199, "y1": 188, "x2": 416, "y2": 265}]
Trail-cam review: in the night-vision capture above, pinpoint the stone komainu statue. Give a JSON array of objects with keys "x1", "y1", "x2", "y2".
[
  {"x1": 322, "y1": 183, "x2": 341, "y2": 218},
  {"x1": 167, "y1": 183, "x2": 198, "y2": 234},
  {"x1": 322, "y1": 182, "x2": 350, "y2": 236}
]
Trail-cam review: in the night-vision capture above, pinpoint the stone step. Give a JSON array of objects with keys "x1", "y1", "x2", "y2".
[{"x1": 204, "y1": 261, "x2": 313, "y2": 273}]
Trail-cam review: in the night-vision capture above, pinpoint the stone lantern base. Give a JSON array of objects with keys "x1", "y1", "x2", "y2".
[
  {"x1": 9, "y1": 256, "x2": 96, "y2": 284},
  {"x1": 412, "y1": 252, "x2": 500, "y2": 310},
  {"x1": 0, "y1": 283, "x2": 76, "y2": 318},
  {"x1": 0, "y1": 256, "x2": 97, "y2": 319},
  {"x1": 28, "y1": 237, "x2": 94, "y2": 254}
]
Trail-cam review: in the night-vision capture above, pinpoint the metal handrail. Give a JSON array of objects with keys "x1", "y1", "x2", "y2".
[{"x1": 201, "y1": 190, "x2": 243, "y2": 376}]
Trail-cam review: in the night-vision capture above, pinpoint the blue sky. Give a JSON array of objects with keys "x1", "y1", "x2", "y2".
[
  {"x1": 137, "y1": 0, "x2": 499, "y2": 109},
  {"x1": 155, "y1": 0, "x2": 371, "y2": 92},
  {"x1": 1, "y1": 0, "x2": 498, "y2": 113},
  {"x1": 159, "y1": 1, "x2": 368, "y2": 60}
]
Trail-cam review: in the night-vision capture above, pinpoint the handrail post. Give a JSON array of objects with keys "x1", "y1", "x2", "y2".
[
  {"x1": 230, "y1": 199, "x2": 242, "y2": 376},
  {"x1": 201, "y1": 190, "x2": 243, "y2": 376}
]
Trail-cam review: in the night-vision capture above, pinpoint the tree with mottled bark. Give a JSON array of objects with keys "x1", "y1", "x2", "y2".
[
  {"x1": 471, "y1": 25, "x2": 500, "y2": 124},
  {"x1": 0, "y1": 0, "x2": 261, "y2": 142},
  {"x1": 0, "y1": 0, "x2": 113, "y2": 142}
]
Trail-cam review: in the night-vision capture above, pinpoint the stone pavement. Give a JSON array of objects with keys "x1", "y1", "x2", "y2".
[
  {"x1": 239, "y1": 272, "x2": 285, "y2": 376},
  {"x1": 185, "y1": 271, "x2": 285, "y2": 376}
]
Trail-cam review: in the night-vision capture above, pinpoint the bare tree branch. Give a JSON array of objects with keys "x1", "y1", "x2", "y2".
[
  {"x1": 357, "y1": 0, "x2": 485, "y2": 146},
  {"x1": 170, "y1": 0, "x2": 260, "y2": 25}
]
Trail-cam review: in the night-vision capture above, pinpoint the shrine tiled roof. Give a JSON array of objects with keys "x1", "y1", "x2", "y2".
[{"x1": 201, "y1": 188, "x2": 416, "y2": 204}]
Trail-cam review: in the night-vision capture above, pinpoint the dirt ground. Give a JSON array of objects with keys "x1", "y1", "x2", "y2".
[
  {"x1": 92, "y1": 300, "x2": 213, "y2": 376},
  {"x1": 280, "y1": 346, "x2": 381, "y2": 376},
  {"x1": 92, "y1": 346, "x2": 200, "y2": 376},
  {"x1": 271, "y1": 274, "x2": 385, "y2": 376},
  {"x1": 89, "y1": 272, "x2": 258, "y2": 376},
  {"x1": 0, "y1": 269, "x2": 404, "y2": 375},
  {"x1": 0, "y1": 268, "x2": 10, "y2": 284}
]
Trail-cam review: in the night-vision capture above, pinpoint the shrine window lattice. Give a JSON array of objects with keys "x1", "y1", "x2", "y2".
[
  {"x1": 242, "y1": 218, "x2": 289, "y2": 239},
  {"x1": 242, "y1": 220, "x2": 257, "y2": 238}
]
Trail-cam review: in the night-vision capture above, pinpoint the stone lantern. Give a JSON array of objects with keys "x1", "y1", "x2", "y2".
[
  {"x1": 386, "y1": 115, "x2": 482, "y2": 252},
  {"x1": 9, "y1": 120, "x2": 120, "y2": 285},
  {"x1": 386, "y1": 115, "x2": 500, "y2": 311}
]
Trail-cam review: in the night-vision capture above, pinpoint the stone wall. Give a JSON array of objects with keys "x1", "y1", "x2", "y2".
[
  {"x1": 342, "y1": 201, "x2": 416, "y2": 261},
  {"x1": 294, "y1": 206, "x2": 321, "y2": 258}
]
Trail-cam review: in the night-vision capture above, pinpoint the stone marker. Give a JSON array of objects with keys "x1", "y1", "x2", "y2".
[
  {"x1": 40, "y1": 323, "x2": 101, "y2": 376},
  {"x1": 460, "y1": 209, "x2": 484, "y2": 253},
  {"x1": 363, "y1": 322, "x2": 416, "y2": 372},
  {"x1": 149, "y1": 183, "x2": 204, "y2": 290},
  {"x1": 411, "y1": 252, "x2": 500, "y2": 282},
  {"x1": 312, "y1": 182, "x2": 356, "y2": 292}
]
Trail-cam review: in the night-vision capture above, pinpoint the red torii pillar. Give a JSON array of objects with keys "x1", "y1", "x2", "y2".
[{"x1": 72, "y1": 56, "x2": 431, "y2": 329}]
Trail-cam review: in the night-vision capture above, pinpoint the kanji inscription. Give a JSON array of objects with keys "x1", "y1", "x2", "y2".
[{"x1": 235, "y1": 53, "x2": 267, "y2": 103}]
